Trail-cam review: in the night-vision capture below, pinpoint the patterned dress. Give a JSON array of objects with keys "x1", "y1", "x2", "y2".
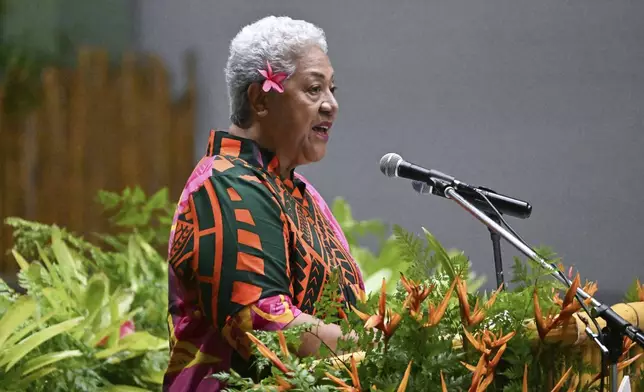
[{"x1": 163, "y1": 130, "x2": 365, "y2": 391}]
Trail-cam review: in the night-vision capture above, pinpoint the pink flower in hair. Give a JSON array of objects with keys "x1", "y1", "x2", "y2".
[{"x1": 258, "y1": 61, "x2": 288, "y2": 93}]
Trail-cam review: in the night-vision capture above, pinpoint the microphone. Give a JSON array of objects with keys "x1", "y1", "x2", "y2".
[{"x1": 380, "y1": 153, "x2": 533, "y2": 219}]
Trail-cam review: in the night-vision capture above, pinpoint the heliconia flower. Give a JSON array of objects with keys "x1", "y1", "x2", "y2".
[
  {"x1": 246, "y1": 332, "x2": 291, "y2": 375},
  {"x1": 440, "y1": 371, "x2": 448, "y2": 392},
  {"x1": 589, "y1": 352, "x2": 643, "y2": 385},
  {"x1": 352, "y1": 278, "x2": 401, "y2": 339},
  {"x1": 423, "y1": 279, "x2": 456, "y2": 327},
  {"x1": 550, "y1": 367, "x2": 573, "y2": 392},
  {"x1": 277, "y1": 330, "x2": 290, "y2": 359},
  {"x1": 396, "y1": 360, "x2": 413, "y2": 392},
  {"x1": 258, "y1": 60, "x2": 288, "y2": 93},
  {"x1": 401, "y1": 274, "x2": 434, "y2": 319},
  {"x1": 482, "y1": 329, "x2": 516, "y2": 349},
  {"x1": 535, "y1": 274, "x2": 599, "y2": 340},
  {"x1": 463, "y1": 334, "x2": 509, "y2": 392},
  {"x1": 325, "y1": 355, "x2": 362, "y2": 392},
  {"x1": 620, "y1": 336, "x2": 636, "y2": 362},
  {"x1": 456, "y1": 276, "x2": 502, "y2": 327},
  {"x1": 636, "y1": 279, "x2": 644, "y2": 301},
  {"x1": 275, "y1": 376, "x2": 293, "y2": 391},
  {"x1": 522, "y1": 364, "x2": 528, "y2": 392},
  {"x1": 462, "y1": 328, "x2": 491, "y2": 356}
]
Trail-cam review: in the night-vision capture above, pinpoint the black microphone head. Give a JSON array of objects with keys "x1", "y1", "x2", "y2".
[
  {"x1": 412, "y1": 180, "x2": 432, "y2": 194},
  {"x1": 379, "y1": 153, "x2": 403, "y2": 177}
]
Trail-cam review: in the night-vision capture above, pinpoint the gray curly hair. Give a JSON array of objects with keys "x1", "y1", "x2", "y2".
[{"x1": 225, "y1": 16, "x2": 328, "y2": 127}]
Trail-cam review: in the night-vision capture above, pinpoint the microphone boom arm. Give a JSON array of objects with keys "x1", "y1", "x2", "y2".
[{"x1": 434, "y1": 180, "x2": 644, "y2": 354}]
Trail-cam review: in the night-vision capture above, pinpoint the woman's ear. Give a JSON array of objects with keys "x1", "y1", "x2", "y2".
[{"x1": 247, "y1": 83, "x2": 268, "y2": 117}]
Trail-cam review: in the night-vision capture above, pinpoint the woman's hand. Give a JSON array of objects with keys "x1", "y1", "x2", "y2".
[{"x1": 285, "y1": 312, "x2": 358, "y2": 358}]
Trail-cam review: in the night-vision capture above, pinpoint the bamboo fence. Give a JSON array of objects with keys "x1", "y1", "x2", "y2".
[{"x1": 0, "y1": 47, "x2": 196, "y2": 276}]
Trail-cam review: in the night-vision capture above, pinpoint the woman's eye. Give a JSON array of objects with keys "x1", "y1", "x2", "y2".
[{"x1": 309, "y1": 85, "x2": 322, "y2": 94}]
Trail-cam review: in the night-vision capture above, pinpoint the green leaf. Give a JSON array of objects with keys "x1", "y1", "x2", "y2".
[
  {"x1": 146, "y1": 188, "x2": 169, "y2": 211},
  {"x1": 84, "y1": 273, "x2": 109, "y2": 314},
  {"x1": 0, "y1": 296, "x2": 37, "y2": 349},
  {"x1": 422, "y1": 228, "x2": 455, "y2": 280},
  {"x1": 20, "y1": 349, "x2": 83, "y2": 376},
  {"x1": 94, "y1": 331, "x2": 167, "y2": 360},
  {"x1": 16, "y1": 366, "x2": 59, "y2": 388},
  {"x1": 4, "y1": 313, "x2": 55, "y2": 349},
  {"x1": 132, "y1": 186, "x2": 146, "y2": 204},
  {"x1": 0, "y1": 316, "x2": 84, "y2": 370},
  {"x1": 50, "y1": 229, "x2": 82, "y2": 300},
  {"x1": 10, "y1": 249, "x2": 30, "y2": 271},
  {"x1": 97, "y1": 190, "x2": 121, "y2": 210},
  {"x1": 331, "y1": 197, "x2": 352, "y2": 226}
]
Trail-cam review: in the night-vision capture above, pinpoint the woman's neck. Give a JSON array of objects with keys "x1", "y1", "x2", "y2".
[{"x1": 227, "y1": 124, "x2": 295, "y2": 178}]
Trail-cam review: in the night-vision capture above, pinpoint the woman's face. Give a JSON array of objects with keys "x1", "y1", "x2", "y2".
[{"x1": 262, "y1": 46, "x2": 339, "y2": 168}]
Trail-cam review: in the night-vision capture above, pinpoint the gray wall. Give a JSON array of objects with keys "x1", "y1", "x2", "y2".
[{"x1": 137, "y1": 0, "x2": 644, "y2": 304}]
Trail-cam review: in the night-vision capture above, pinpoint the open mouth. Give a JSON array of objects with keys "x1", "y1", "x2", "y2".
[{"x1": 312, "y1": 121, "x2": 332, "y2": 135}]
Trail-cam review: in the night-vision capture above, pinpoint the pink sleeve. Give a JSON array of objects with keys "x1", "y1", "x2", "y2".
[{"x1": 222, "y1": 295, "x2": 302, "y2": 359}]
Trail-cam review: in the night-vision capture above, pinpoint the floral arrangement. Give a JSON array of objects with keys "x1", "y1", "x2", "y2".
[{"x1": 215, "y1": 227, "x2": 644, "y2": 391}]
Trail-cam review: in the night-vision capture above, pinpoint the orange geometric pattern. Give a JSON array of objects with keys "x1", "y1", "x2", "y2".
[
  {"x1": 236, "y1": 252, "x2": 265, "y2": 275},
  {"x1": 165, "y1": 130, "x2": 365, "y2": 391},
  {"x1": 231, "y1": 281, "x2": 263, "y2": 305}
]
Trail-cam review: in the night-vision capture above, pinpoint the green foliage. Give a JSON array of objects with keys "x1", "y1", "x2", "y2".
[
  {"x1": 0, "y1": 187, "x2": 172, "y2": 391},
  {"x1": 96, "y1": 187, "x2": 175, "y2": 251},
  {"x1": 218, "y1": 225, "x2": 642, "y2": 391}
]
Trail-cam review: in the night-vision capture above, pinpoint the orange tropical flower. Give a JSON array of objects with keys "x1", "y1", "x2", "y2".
[
  {"x1": 482, "y1": 329, "x2": 516, "y2": 349},
  {"x1": 522, "y1": 364, "x2": 528, "y2": 392},
  {"x1": 401, "y1": 274, "x2": 434, "y2": 319},
  {"x1": 455, "y1": 276, "x2": 502, "y2": 327},
  {"x1": 636, "y1": 279, "x2": 644, "y2": 301},
  {"x1": 325, "y1": 355, "x2": 362, "y2": 392},
  {"x1": 550, "y1": 367, "x2": 573, "y2": 392},
  {"x1": 534, "y1": 274, "x2": 598, "y2": 340},
  {"x1": 440, "y1": 370, "x2": 448, "y2": 392},
  {"x1": 352, "y1": 278, "x2": 402, "y2": 339},
  {"x1": 589, "y1": 352, "x2": 643, "y2": 384},
  {"x1": 396, "y1": 361, "x2": 413, "y2": 392},
  {"x1": 424, "y1": 279, "x2": 457, "y2": 327},
  {"x1": 462, "y1": 343, "x2": 508, "y2": 391},
  {"x1": 246, "y1": 331, "x2": 291, "y2": 375}
]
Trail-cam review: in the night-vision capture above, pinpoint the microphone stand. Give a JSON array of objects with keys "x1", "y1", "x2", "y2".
[
  {"x1": 487, "y1": 213, "x2": 505, "y2": 291},
  {"x1": 426, "y1": 179, "x2": 644, "y2": 392}
]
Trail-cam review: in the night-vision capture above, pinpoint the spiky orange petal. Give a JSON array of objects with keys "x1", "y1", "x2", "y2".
[
  {"x1": 349, "y1": 356, "x2": 362, "y2": 390},
  {"x1": 488, "y1": 343, "x2": 507, "y2": 368},
  {"x1": 463, "y1": 327, "x2": 491, "y2": 355},
  {"x1": 533, "y1": 288, "x2": 550, "y2": 340},
  {"x1": 378, "y1": 278, "x2": 387, "y2": 315},
  {"x1": 550, "y1": 367, "x2": 573, "y2": 392},
  {"x1": 468, "y1": 354, "x2": 488, "y2": 392},
  {"x1": 351, "y1": 305, "x2": 372, "y2": 322},
  {"x1": 277, "y1": 331, "x2": 290, "y2": 358},
  {"x1": 522, "y1": 364, "x2": 528, "y2": 392},
  {"x1": 562, "y1": 274, "x2": 581, "y2": 309},
  {"x1": 396, "y1": 360, "x2": 413, "y2": 392},
  {"x1": 246, "y1": 332, "x2": 290, "y2": 374},
  {"x1": 476, "y1": 373, "x2": 495, "y2": 392},
  {"x1": 364, "y1": 314, "x2": 384, "y2": 330},
  {"x1": 325, "y1": 372, "x2": 352, "y2": 389},
  {"x1": 440, "y1": 371, "x2": 448, "y2": 392},
  {"x1": 426, "y1": 278, "x2": 456, "y2": 326}
]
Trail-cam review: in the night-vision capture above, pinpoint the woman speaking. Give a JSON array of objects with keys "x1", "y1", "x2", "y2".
[{"x1": 164, "y1": 16, "x2": 365, "y2": 391}]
